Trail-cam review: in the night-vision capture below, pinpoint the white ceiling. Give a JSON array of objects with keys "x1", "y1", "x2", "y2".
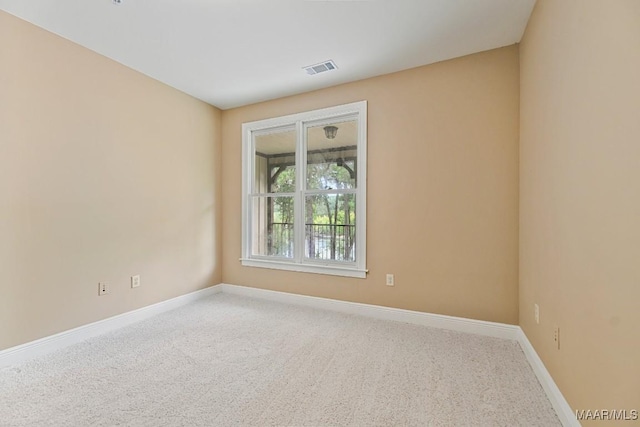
[{"x1": 0, "y1": 0, "x2": 536, "y2": 110}]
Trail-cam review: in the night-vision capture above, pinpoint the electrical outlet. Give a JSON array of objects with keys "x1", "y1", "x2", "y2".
[
  {"x1": 131, "y1": 275, "x2": 141, "y2": 288},
  {"x1": 98, "y1": 282, "x2": 110, "y2": 296},
  {"x1": 554, "y1": 326, "x2": 560, "y2": 350},
  {"x1": 534, "y1": 303, "x2": 540, "y2": 324},
  {"x1": 386, "y1": 274, "x2": 394, "y2": 286}
]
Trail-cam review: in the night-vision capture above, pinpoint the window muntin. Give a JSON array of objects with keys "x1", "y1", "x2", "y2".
[{"x1": 242, "y1": 101, "x2": 367, "y2": 278}]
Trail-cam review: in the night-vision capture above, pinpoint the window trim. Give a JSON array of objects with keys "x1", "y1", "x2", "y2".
[{"x1": 241, "y1": 101, "x2": 367, "y2": 279}]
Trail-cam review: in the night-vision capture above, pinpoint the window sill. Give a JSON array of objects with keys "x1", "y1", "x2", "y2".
[{"x1": 240, "y1": 258, "x2": 367, "y2": 279}]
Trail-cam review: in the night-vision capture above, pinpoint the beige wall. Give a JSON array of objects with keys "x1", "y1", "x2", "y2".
[
  {"x1": 0, "y1": 11, "x2": 222, "y2": 351},
  {"x1": 519, "y1": 0, "x2": 640, "y2": 423},
  {"x1": 222, "y1": 46, "x2": 520, "y2": 324},
  {"x1": 5, "y1": 0, "x2": 639, "y2": 418}
]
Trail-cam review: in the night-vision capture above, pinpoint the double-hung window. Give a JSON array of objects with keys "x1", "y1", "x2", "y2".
[{"x1": 241, "y1": 101, "x2": 367, "y2": 278}]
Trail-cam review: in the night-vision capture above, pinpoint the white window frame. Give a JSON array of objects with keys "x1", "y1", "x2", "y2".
[{"x1": 241, "y1": 101, "x2": 367, "y2": 278}]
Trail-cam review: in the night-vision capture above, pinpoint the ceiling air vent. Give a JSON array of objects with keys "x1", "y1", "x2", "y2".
[{"x1": 303, "y1": 60, "x2": 338, "y2": 76}]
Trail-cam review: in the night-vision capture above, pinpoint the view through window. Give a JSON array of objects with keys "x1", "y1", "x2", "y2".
[{"x1": 242, "y1": 102, "x2": 367, "y2": 278}]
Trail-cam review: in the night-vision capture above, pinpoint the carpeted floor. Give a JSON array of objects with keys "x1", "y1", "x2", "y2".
[{"x1": 0, "y1": 293, "x2": 560, "y2": 426}]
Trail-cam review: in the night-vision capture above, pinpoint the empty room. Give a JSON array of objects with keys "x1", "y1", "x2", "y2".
[{"x1": 1, "y1": 0, "x2": 638, "y2": 426}]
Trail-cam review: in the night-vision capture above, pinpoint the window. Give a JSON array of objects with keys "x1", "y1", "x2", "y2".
[{"x1": 241, "y1": 101, "x2": 367, "y2": 278}]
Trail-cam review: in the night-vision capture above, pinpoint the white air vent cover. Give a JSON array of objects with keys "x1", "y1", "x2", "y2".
[{"x1": 303, "y1": 60, "x2": 338, "y2": 75}]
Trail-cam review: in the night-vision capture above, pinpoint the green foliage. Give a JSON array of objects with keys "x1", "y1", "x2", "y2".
[
  {"x1": 272, "y1": 167, "x2": 295, "y2": 223},
  {"x1": 269, "y1": 159, "x2": 356, "y2": 226},
  {"x1": 306, "y1": 160, "x2": 355, "y2": 191},
  {"x1": 269, "y1": 160, "x2": 356, "y2": 259},
  {"x1": 271, "y1": 167, "x2": 295, "y2": 193}
]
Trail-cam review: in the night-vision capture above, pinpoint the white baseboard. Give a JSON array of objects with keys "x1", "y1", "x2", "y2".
[
  {"x1": 517, "y1": 329, "x2": 580, "y2": 427},
  {"x1": 220, "y1": 283, "x2": 577, "y2": 427},
  {"x1": 0, "y1": 284, "x2": 222, "y2": 368},
  {"x1": 219, "y1": 283, "x2": 520, "y2": 340},
  {"x1": 0, "y1": 281, "x2": 576, "y2": 427}
]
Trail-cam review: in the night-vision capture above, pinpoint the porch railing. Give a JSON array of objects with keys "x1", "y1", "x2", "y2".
[{"x1": 269, "y1": 222, "x2": 355, "y2": 261}]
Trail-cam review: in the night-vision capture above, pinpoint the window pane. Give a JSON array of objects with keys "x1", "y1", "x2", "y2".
[
  {"x1": 254, "y1": 129, "x2": 296, "y2": 194},
  {"x1": 251, "y1": 196, "x2": 294, "y2": 258},
  {"x1": 304, "y1": 194, "x2": 356, "y2": 262},
  {"x1": 306, "y1": 120, "x2": 357, "y2": 190}
]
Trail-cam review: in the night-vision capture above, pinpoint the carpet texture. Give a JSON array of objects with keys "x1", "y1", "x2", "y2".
[{"x1": 0, "y1": 293, "x2": 560, "y2": 426}]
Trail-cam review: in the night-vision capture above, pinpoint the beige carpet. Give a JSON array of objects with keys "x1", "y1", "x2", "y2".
[{"x1": 0, "y1": 293, "x2": 560, "y2": 426}]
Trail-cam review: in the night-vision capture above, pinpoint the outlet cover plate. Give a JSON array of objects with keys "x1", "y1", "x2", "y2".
[
  {"x1": 131, "y1": 275, "x2": 141, "y2": 288},
  {"x1": 98, "y1": 282, "x2": 110, "y2": 296}
]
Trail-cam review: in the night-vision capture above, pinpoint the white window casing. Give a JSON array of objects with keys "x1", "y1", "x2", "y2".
[{"x1": 241, "y1": 101, "x2": 367, "y2": 278}]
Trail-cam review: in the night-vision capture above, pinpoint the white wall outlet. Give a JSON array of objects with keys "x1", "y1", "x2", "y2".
[
  {"x1": 386, "y1": 274, "x2": 395, "y2": 286},
  {"x1": 554, "y1": 326, "x2": 560, "y2": 350},
  {"x1": 98, "y1": 282, "x2": 110, "y2": 296},
  {"x1": 131, "y1": 275, "x2": 141, "y2": 288},
  {"x1": 534, "y1": 303, "x2": 540, "y2": 324}
]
